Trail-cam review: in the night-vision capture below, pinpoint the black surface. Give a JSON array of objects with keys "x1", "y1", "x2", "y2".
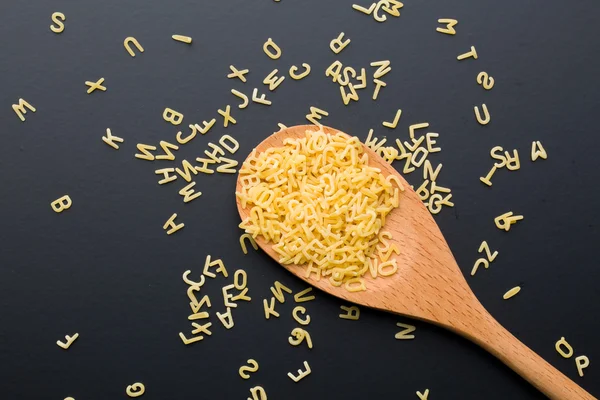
[{"x1": 1, "y1": 1, "x2": 599, "y2": 399}]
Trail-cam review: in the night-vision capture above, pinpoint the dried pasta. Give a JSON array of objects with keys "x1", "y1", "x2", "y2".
[
  {"x1": 240, "y1": 233, "x2": 258, "y2": 254},
  {"x1": 172, "y1": 34, "x2": 192, "y2": 44},
  {"x1": 219, "y1": 135, "x2": 239, "y2": 154},
  {"x1": 51, "y1": 195, "x2": 72, "y2": 213},
  {"x1": 531, "y1": 141, "x2": 547, "y2": 161},
  {"x1": 395, "y1": 322, "x2": 416, "y2": 339},
  {"x1": 218, "y1": 105, "x2": 236, "y2": 127},
  {"x1": 249, "y1": 386, "x2": 267, "y2": 400},
  {"x1": 575, "y1": 356, "x2": 590, "y2": 377},
  {"x1": 102, "y1": 128, "x2": 124, "y2": 149},
  {"x1": 457, "y1": 46, "x2": 478, "y2": 60},
  {"x1": 263, "y1": 69, "x2": 285, "y2": 91},
  {"x1": 339, "y1": 305, "x2": 360, "y2": 320},
  {"x1": 228, "y1": 65, "x2": 249, "y2": 82},
  {"x1": 271, "y1": 281, "x2": 292, "y2": 303},
  {"x1": 163, "y1": 213, "x2": 184, "y2": 235},
  {"x1": 239, "y1": 359, "x2": 259, "y2": 379},
  {"x1": 288, "y1": 327, "x2": 313, "y2": 349},
  {"x1": 289, "y1": 63, "x2": 311, "y2": 80},
  {"x1": 50, "y1": 12, "x2": 66, "y2": 33},
  {"x1": 292, "y1": 306, "x2": 311, "y2": 325},
  {"x1": 371, "y1": 60, "x2": 391, "y2": 79},
  {"x1": 330, "y1": 32, "x2": 351, "y2": 54},
  {"x1": 217, "y1": 307, "x2": 234, "y2": 329},
  {"x1": 503, "y1": 286, "x2": 521, "y2": 299},
  {"x1": 263, "y1": 38, "x2": 281, "y2": 59},
  {"x1": 124, "y1": 37, "x2": 144, "y2": 57},
  {"x1": 555, "y1": 337, "x2": 573, "y2": 358},
  {"x1": 474, "y1": 104, "x2": 491, "y2": 125},
  {"x1": 288, "y1": 361, "x2": 311, "y2": 382},
  {"x1": 372, "y1": 79, "x2": 386, "y2": 100},
  {"x1": 126, "y1": 383, "x2": 145, "y2": 397},
  {"x1": 263, "y1": 297, "x2": 280, "y2": 319},
  {"x1": 352, "y1": 3, "x2": 376, "y2": 15},
  {"x1": 237, "y1": 129, "x2": 402, "y2": 290},
  {"x1": 294, "y1": 287, "x2": 315, "y2": 303},
  {"x1": 12, "y1": 98, "x2": 36, "y2": 122},
  {"x1": 56, "y1": 333, "x2": 79, "y2": 349},
  {"x1": 85, "y1": 78, "x2": 106, "y2": 94},
  {"x1": 437, "y1": 18, "x2": 457, "y2": 35},
  {"x1": 382, "y1": 109, "x2": 402, "y2": 129}
]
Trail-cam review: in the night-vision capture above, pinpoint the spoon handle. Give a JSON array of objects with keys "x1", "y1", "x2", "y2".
[{"x1": 446, "y1": 301, "x2": 595, "y2": 400}]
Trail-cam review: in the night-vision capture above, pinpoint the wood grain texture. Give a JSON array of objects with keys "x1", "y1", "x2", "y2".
[{"x1": 236, "y1": 125, "x2": 595, "y2": 400}]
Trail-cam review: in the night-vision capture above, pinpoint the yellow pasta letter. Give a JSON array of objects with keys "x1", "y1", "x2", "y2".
[
  {"x1": 474, "y1": 104, "x2": 490, "y2": 125},
  {"x1": 252, "y1": 88, "x2": 272, "y2": 105},
  {"x1": 218, "y1": 105, "x2": 236, "y2": 127},
  {"x1": 163, "y1": 108, "x2": 184, "y2": 126},
  {"x1": 270, "y1": 281, "x2": 292, "y2": 303},
  {"x1": 292, "y1": 306, "x2": 311, "y2": 325},
  {"x1": 263, "y1": 69, "x2": 285, "y2": 91},
  {"x1": 477, "y1": 71, "x2": 495, "y2": 90},
  {"x1": 382, "y1": 0, "x2": 404, "y2": 17},
  {"x1": 531, "y1": 141, "x2": 547, "y2": 161},
  {"x1": 330, "y1": 32, "x2": 351, "y2": 54},
  {"x1": 479, "y1": 165, "x2": 496, "y2": 187},
  {"x1": 12, "y1": 98, "x2": 36, "y2": 122},
  {"x1": 203, "y1": 255, "x2": 228, "y2": 278},
  {"x1": 306, "y1": 106, "x2": 328, "y2": 125},
  {"x1": 288, "y1": 327, "x2": 313, "y2": 349},
  {"x1": 263, "y1": 297, "x2": 280, "y2": 319},
  {"x1": 339, "y1": 305, "x2": 360, "y2": 320},
  {"x1": 240, "y1": 233, "x2": 258, "y2": 254},
  {"x1": 395, "y1": 322, "x2": 416, "y2": 339},
  {"x1": 340, "y1": 84, "x2": 359, "y2": 105},
  {"x1": 126, "y1": 383, "x2": 145, "y2": 398},
  {"x1": 287, "y1": 361, "x2": 311, "y2": 382},
  {"x1": 372, "y1": 79, "x2": 386, "y2": 100},
  {"x1": 248, "y1": 386, "x2": 267, "y2": 400},
  {"x1": 163, "y1": 213, "x2": 184, "y2": 235},
  {"x1": 178, "y1": 181, "x2": 202, "y2": 203},
  {"x1": 102, "y1": 128, "x2": 124, "y2": 149},
  {"x1": 371, "y1": 60, "x2": 391, "y2": 79},
  {"x1": 382, "y1": 109, "x2": 402, "y2": 129},
  {"x1": 263, "y1": 38, "x2": 281, "y2": 59},
  {"x1": 228, "y1": 65, "x2": 249, "y2": 82},
  {"x1": 575, "y1": 355, "x2": 590, "y2": 377},
  {"x1": 289, "y1": 63, "x2": 311, "y2": 80},
  {"x1": 437, "y1": 18, "x2": 457, "y2": 35},
  {"x1": 217, "y1": 307, "x2": 235, "y2": 329},
  {"x1": 457, "y1": 46, "x2": 478, "y2": 60},
  {"x1": 85, "y1": 78, "x2": 106, "y2": 94},
  {"x1": 555, "y1": 337, "x2": 574, "y2": 358},
  {"x1": 239, "y1": 359, "x2": 259, "y2": 379},
  {"x1": 494, "y1": 211, "x2": 523, "y2": 232},
  {"x1": 294, "y1": 287, "x2": 315, "y2": 303},
  {"x1": 325, "y1": 60, "x2": 343, "y2": 83},
  {"x1": 51, "y1": 195, "x2": 72, "y2": 213},
  {"x1": 50, "y1": 12, "x2": 66, "y2": 33},
  {"x1": 124, "y1": 37, "x2": 144, "y2": 57},
  {"x1": 231, "y1": 89, "x2": 249, "y2": 109}
]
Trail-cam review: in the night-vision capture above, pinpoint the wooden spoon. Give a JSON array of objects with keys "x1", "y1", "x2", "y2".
[{"x1": 236, "y1": 125, "x2": 595, "y2": 400}]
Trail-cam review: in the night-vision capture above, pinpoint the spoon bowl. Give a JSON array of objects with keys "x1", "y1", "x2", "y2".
[{"x1": 236, "y1": 125, "x2": 595, "y2": 400}]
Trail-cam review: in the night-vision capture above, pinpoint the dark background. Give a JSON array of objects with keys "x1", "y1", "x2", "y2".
[{"x1": 1, "y1": 0, "x2": 598, "y2": 399}]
